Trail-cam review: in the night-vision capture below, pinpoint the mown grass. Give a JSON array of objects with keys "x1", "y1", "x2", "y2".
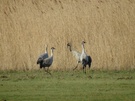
[
  {"x1": 0, "y1": 70, "x2": 135, "y2": 101},
  {"x1": 0, "y1": 0, "x2": 135, "y2": 70}
]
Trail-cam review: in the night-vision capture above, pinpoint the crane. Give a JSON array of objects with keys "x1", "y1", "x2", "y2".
[
  {"x1": 39, "y1": 47, "x2": 55, "y2": 75},
  {"x1": 80, "y1": 41, "x2": 92, "y2": 74},
  {"x1": 37, "y1": 45, "x2": 48, "y2": 68},
  {"x1": 67, "y1": 43, "x2": 81, "y2": 70}
]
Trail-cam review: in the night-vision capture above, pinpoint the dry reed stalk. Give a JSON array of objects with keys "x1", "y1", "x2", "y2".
[{"x1": 0, "y1": 0, "x2": 135, "y2": 70}]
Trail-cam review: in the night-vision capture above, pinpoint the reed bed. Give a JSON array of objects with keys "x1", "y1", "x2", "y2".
[{"x1": 0, "y1": 0, "x2": 135, "y2": 70}]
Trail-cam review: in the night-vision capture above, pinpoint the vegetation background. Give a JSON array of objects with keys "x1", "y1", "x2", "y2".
[{"x1": 0, "y1": 0, "x2": 135, "y2": 70}]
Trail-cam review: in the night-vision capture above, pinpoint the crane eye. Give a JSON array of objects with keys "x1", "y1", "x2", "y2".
[{"x1": 67, "y1": 43, "x2": 70, "y2": 46}]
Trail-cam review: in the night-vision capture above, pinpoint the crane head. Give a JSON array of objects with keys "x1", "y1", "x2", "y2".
[
  {"x1": 67, "y1": 43, "x2": 72, "y2": 51},
  {"x1": 67, "y1": 43, "x2": 71, "y2": 47},
  {"x1": 51, "y1": 47, "x2": 55, "y2": 50},
  {"x1": 82, "y1": 41, "x2": 86, "y2": 44}
]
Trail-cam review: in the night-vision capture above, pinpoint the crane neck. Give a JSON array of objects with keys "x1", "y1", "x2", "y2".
[
  {"x1": 45, "y1": 46, "x2": 48, "y2": 53},
  {"x1": 81, "y1": 43, "x2": 85, "y2": 53},
  {"x1": 69, "y1": 45, "x2": 72, "y2": 52},
  {"x1": 51, "y1": 49, "x2": 54, "y2": 56}
]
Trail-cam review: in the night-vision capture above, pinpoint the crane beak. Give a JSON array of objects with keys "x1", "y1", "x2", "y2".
[
  {"x1": 67, "y1": 43, "x2": 70, "y2": 48},
  {"x1": 83, "y1": 40, "x2": 86, "y2": 43}
]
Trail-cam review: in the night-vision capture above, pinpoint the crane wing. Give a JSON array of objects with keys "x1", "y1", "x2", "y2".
[
  {"x1": 39, "y1": 53, "x2": 48, "y2": 59},
  {"x1": 37, "y1": 57, "x2": 43, "y2": 64},
  {"x1": 43, "y1": 56, "x2": 53, "y2": 65},
  {"x1": 72, "y1": 50, "x2": 81, "y2": 61},
  {"x1": 37, "y1": 53, "x2": 48, "y2": 64},
  {"x1": 42, "y1": 53, "x2": 49, "y2": 59},
  {"x1": 87, "y1": 55, "x2": 92, "y2": 63}
]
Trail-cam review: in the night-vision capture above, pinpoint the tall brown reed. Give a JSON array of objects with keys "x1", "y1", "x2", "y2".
[{"x1": 0, "y1": 0, "x2": 135, "y2": 70}]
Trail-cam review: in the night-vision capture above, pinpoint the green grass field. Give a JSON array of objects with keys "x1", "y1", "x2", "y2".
[{"x1": 0, "y1": 70, "x2": 135, "y2": 101}]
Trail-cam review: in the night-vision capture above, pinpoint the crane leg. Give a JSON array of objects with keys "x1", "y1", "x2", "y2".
[
  {"x1": 83, "y1": 66, "x2": 86, "y2": 74},
  {"x1": 44, "y1": 68, "x2": 52, "y2": 75},
  {"x1": 73, "y1": 63, "x2": 79, "y2": 71}
]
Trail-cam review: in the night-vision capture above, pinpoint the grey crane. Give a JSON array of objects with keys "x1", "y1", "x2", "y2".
[
  {"x1": 39, "y1": 47, "x2": 55, "y2": 75},
  {"x1": 67, "y1": 43, "x2": 81, "y2": 70},
  {"x1": 37, "y1": 45, "x2": 48, "y2": 68},
  {"x1": 80, "y1": 41, "x2": 92, "y2": 74}
]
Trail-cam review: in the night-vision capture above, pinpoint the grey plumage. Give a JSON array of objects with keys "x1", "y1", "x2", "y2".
[
  {"x1": 80, "y1": 41, "x2": 92, "y2": 74},
  {"x1": 39, "y1": 47, "x2": 55, "y2": 74},
  {"x1": 82, "y1": 56, "x2": 92, "y2": 70},
  {"x1": 37, "y1": 45, "x2": 48, "y2": 65},
  {"x1": 67, "y1": 43, "x2": 81, "y2": 70}
]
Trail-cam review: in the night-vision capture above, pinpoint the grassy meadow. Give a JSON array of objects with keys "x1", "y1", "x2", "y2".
[
  {"x1": 0, "y1": 0, "x2": 135, "y2": 70},
  {"x1": 0, "y1": 70, "x2": 135, "y2": 101},
  {"x1": 0, "y1": 0, "x2": 135, "y2": 101}
]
